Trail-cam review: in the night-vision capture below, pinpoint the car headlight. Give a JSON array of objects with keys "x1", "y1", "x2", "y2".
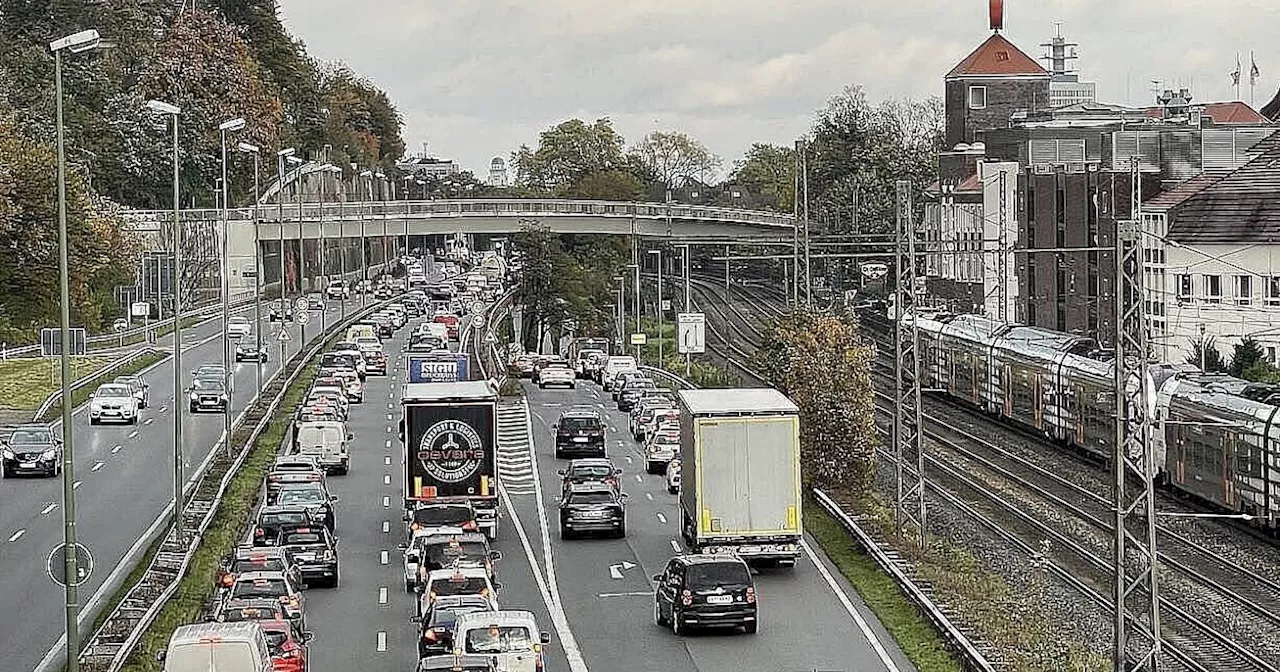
[
  {"x1": 2, "y1": 449, "x2": 14, "y2": 459},
  {"x1": 189, "y1": 392, "x2": 199, "y2": 401},
  {"x1": 41, "y1": 449, "x2": 57, "y2": 460},
  {"x1": 219, "y1": 394, "x2": 229, "y2": 402}
]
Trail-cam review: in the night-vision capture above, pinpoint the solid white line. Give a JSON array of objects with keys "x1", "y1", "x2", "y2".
[
  {"x1": 596, "y1": 591, "x2": 652, "y2": 598},
  {"x1": 376, "y1": 631, "x2": 387, "y2": 652},
  {"x1": 41, "y1": 503, "x2": 57, "y2": 515},
  {"x1": 382, "y1": 521, "x2": 390, "y2": 533},
  {"x1": 382, "y1": 496, "x2": 390, "y2": 508},
  {"x1": 8, "y1": 529, "x2": 25, "y2": 542},
  {"x1": 380, "y1": 550, "x2": 389, "y2": 565},
  {"x1": 111, "y1": 445, "x2": 122, "y2": 455},
  {"x1": 670, "y1": 539, "x2": 681, "y2": 552},
  {"x1": 91, "y1": 461, "x2": 104, "y2": 472},
  {"x1": 656, "y1": 512, "x2": 667, "y2": 524},
  {"x1": 383, "y1": 474, "x2": 391, "y2": 486},
  {"x1": 801, "y1": 539, "x2": 903, "y2": 672}
]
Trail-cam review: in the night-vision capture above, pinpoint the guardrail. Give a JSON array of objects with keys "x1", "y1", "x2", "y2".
[
  {"x1": 32, "y1": 347, "x2": 160, "y2": 423},
  {"x1": 635, "y1": 364, "x2": 998, "y2": 672},
  {"x1": 68, "y1": 299, "x2": 389, "y2": 672}
]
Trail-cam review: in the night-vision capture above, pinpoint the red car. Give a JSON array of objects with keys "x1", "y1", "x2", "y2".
[
  {"x1": 432, "y1": 314, "x2": 459, "y2": 340},
  {"x1": 259, "y1": 618, "x2": 312, "y2": 672}
]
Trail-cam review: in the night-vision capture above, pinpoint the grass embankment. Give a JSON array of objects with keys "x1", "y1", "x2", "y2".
[
  {"x1": 0, "y1": 356, "x2": 113, "y2": 413},
  {"x1": 37, "y1": 351, "x2": 170, "y2": 424},
  {"x1": 92, "y1": 315, "x2": 206, "y2": 351},
  {"x1": 120, "y1": 358, "x2": 318, "y2": 671}
]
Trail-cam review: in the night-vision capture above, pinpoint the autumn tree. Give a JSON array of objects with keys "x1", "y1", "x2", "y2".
[
  {"x1": 756, "y1": 310, "x2": 878, "y2": 494},
  {"x1": 511, "y1": 223, "x2": 567, "y2": 350},
  {"x1": 629, "y1": 131, "x2": 720, "y2": 190},
  {"x1": 511, "y1": 118, "x2": 628, "y2": 195},
  {"x1": 730, "y1": 143, "x2": 796, "y2": 212}
]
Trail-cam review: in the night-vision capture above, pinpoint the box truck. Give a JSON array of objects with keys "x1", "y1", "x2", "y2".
[
  {"x1": 407, "y1": 354, "x2": 472, "y2": 382},
  {"x1": 677, "y1": 388, "x2": 802, "y2": 567},
  {"x1": 399, "y1": 381, "x2": 500, "y2": 539}
]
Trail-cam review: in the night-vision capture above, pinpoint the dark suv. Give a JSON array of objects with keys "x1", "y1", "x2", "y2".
[
  {"x1": 559, "y1": 482, "x2": 627, "y2": 539},
  {"x1": 553, "y1": 409, "x2": 605, "y2": 459},
  {"x1": 653, "y1": 554, "x2": 757, "y2": 635},
  {"x1": 0, "y1": 424, "x2": 62, "y2": 478}
]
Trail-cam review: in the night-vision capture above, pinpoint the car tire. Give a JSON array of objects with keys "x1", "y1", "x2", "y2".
[
  {"x1": 330, "y1": 567, "x2": 340, "y2": 588},
  {"x1": 404, "y1": 579, "x2": 414, "y2": 593},
  {"x1": 671, "y1": 608, "x2": 686, "y2": 636},
  {"x1": 668, "y1": 484, "x2": 678, "y2": 494},
  {"x1": 189, "y1": 404, "x2": 197, "y2": 413},
  {"x1": 615, "y1": 521, "x2": 626, "y2": 538},
  {"x1": 653, "y1": 600, "x2": 667, "y2": 626}
]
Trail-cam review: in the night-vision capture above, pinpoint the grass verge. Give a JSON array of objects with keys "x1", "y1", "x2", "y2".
[
  {"x1": 120, "y1": 358, "x2": 317, "y2": 672},
  {"x1": 804, "y1": 498, "x2": 963, "y2": 672},
  {"x1": 90, "y1": 315, "x2": 206, "y2": 352},
  {"x1": 0, "y1": 356, "x2": 113, "y2": 412},
  {"x1": 37, "y1": 350, "x2": 170, "y2": 424}
]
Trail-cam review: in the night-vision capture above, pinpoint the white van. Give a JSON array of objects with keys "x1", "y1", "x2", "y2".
[
  {"x1": 466, "y1": 272, "x2": 488, "y2": 292},
  {"x1": 157, "y1": 622, "x2": 273, "y2": 672},
  {"x1": 452, "y1": 610, "x2": 550, "y2": 672},
  {"x1": 601, "y1": 356, "x2": 638, "y2": 392},
  {"x1": 346, "y1": 324, "x2": 377, "y2": 343},
  {"x1": 294, "y1": 420, "x2": 351, "y2": 475}
]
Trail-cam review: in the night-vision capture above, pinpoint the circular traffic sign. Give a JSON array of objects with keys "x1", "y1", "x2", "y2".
[
  {"x1": 470, "y1": 301, "x2": 484, "y2": 315},
  {"x1": 294, "y1": 297, "x2": 309, "y2": 313},
  {"x1": 47, "y1": 542, "x2": 93, "y2": 587},
  {"x1": 472, "y1": 315, "x2": 486, "y2": 328},
  {"x1": 295, "y1": 310, "x2": 310, "y2": 325}
]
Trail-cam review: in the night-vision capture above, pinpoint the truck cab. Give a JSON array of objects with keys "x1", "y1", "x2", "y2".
[{"x1": 293, "y1": 420, "x2": 351, "y2": 475}]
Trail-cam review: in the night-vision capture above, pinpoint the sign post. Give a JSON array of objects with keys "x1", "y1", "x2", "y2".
[{"x1": 677, "y1": 312, "x2": 705, "y2": 377}]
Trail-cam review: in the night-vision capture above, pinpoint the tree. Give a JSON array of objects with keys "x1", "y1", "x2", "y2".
[
  {"x1": 730, "y1": 143, "x2": 795, "y2": 212},
  {"x1": 511, "y1": 223, "x2": 567, "y2": 350},
  {"x1": 1227, "y1": 336, "x2": 1280, "y2": 381},
  {"x1": 511, "y1": 118, "x2": 628, "y2": 194},
  {"x1": 629, "y1": 131, "x2": 720, "y2": 190},
  {"x1": 563, "y1": 170, "x2": 643, "y2": 201},
  {"x1": 755, "y1": 310, "x2": 878, "y2": 493},
  {"x1": 1185, "y1": 335, "x2": 1227, "y2": 373}
]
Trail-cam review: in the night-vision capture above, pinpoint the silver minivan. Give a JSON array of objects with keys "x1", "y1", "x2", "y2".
[
  {"x1": 452, "y1": 610, "x2": 550, "y2": 672},
  {"x1": 157, "y1": 621, "x2": 273, "y2": 672}
]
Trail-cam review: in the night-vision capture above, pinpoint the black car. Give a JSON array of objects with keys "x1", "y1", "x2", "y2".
[
  {"x1": 269, "y1": 301, "x2": 294, "y2": 322},
  {"x1": 559, "y1": 482, "x2": 626, "y2": 539},
  {"x1": 274, "y1": 483, "x2": 338, "y2": 531},
  {"x1": 188, "y1": 378, "x2": 229, "y2": 413},
  {"x1": 553, "y1": 410, "x2": 605, "y2": 459},
  {"x1": 653, "y1": 554, "x2": 758, "y2": 634},
  {"x1": 558, "y1": 458, "x2": 621, "y2": 493},
  {"x1": 277, "y1": 524, "x2": 340, "y2": 588},
  {"x1": 217, "y1": 546, "x2": 302, "y2": 592},
  {"x1": 414, "y1": 595, "x2": 495, "y2": 659},
  {"x1": 0, "y1": 424, "x2": 62, "y2": 477},
  {"x1": 617, "y1": 378, "x2": 657, "y2": 412},
  {"x1": 253, "y1": 505, "x2": 326, "y2": 545},
  {"x1": 235, "y1": 342, "x2": 269, "y2": 363}
]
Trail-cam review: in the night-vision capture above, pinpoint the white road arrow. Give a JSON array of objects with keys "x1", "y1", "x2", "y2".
[{"x1": 608, "y1": 560, "x2": 638, "y2": 580}]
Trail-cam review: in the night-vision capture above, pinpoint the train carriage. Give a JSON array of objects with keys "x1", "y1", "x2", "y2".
[
  {"x1": 938, "y1": 315, "x2": 1004, "y2": 410},
  {"x1": 989, "y1": 327, "x2": 1089, "y2": 435},
  {"x1": 1057, "y1": 353, "x2": 1114, "y2": 456}
]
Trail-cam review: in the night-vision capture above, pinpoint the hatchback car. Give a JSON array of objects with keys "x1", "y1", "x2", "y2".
[
  {"x1": 259, "y1": 618, "x2": 312, "y2": 672},
  {"x1": 552, "y1": 410, "x2": 605, "y2": 459},
  {"x1": 557, "y1": 459, "x2": 622, "y2": 493},
  {"x1": 417, "y1": 567, "x2": 501, "y2": 618},
  {"x1": 559, "y1": 483, "x2": 627, "y2": 539},
  {"x1": 225, "y1": 571, "x2": 305, "y2": 629},
  {"x1": 653, "y1": 554, "x2": 758, "y2": 635}
]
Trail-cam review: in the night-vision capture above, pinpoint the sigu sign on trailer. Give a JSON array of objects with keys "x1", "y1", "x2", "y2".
[{"x1": 408, "y1": 354, "x2": 471, "y2": 383}]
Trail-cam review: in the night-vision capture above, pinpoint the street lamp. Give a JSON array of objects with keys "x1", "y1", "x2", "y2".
[
  {"x1": 318, "y1": 163, "x2": 342, "y2": 334},
  {"x1": 276, "y1": 148, "x2": 296, "y2": 299},
  {"x1": 613, "y1": 275, "x2": 626, "y2": 353},
  {"x1": 648, "y1": 249, "x2": 664, "y2": 365},
  {"x1": 285, "y1": 154, "x2": 304, "y2": 343},
  {"x1": 145, "y1": 99, "x2": 184, "y2": 548},
  {"x1": 237, "y1": 142, "x2": 263, "y2": 391},
  {"x1": 627, "y1": 263, "x2": 641, "y2": 359},
  {"x1": 50, "y1": 29, "x2": 100, "y2": 672},
  {"x1": 359, "y1": 169, "x2": 373, "y2": 287},
  {"x1": 217, "y1": 116, "x2": 245, "y2": 456},
  {"x1": 376, "y1": 172, "x2": 388, "y2": 278}
]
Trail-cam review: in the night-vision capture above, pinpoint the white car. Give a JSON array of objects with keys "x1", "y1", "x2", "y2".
[
  {"x1": 89, "y1": 383, "x2": 140, "y2": 425},
  {"x1": 665, "y1": 459, "x2": 681, "y2": 494},
  {"x1": 226, "y1": 316, "x2": 252, "y2": 339},
  {"x1": 538, "y1": 366, "x2": 575, "y2": 389},
  {"x1": 417, "y1": 566, "x2": 500, "y2": 618},
  {"x1": 325, "y1": 280, "x2": 350, "y2": 300}
]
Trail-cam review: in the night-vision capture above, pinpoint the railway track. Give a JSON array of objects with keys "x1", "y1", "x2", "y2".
[{"x1": 687, "y1": 278, "x2": 1280, "y2": 671}]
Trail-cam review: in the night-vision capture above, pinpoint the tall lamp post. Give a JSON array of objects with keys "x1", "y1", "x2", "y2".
[
  {"x1": 217, "y1": 117, "x2": 246, "y2": 456},
  {"x1": 648, "y1": 249, "x2": 664, "y2": 365},
  {"x1": 237, "y1": 141, "x2": 262, "y2": 391},
  {"x1": 359, "y1": 169, "x2": 373, "y2": 288},
  {"x1": 286, "y1": 155, "x2": 304, "y2": 341},
  {"x1": 318, "y1": 163, "x2": 342, "y2": 334},
  {"x1": 276, "y1": 148, "x2": 296, "y2": 299},
  {"x1": 613, "y1": 275, "x2": 625, "y2": 353},
  {"x1": 145, "y1": 99, "x2": 183, "y2": 546},
  {"x1": 376, "y1": 172, "x2": 388, "y2": 279},
  {"x1": 50, "y1": 29, "x2": 100, "y2": 670},
  {"x1": 629, "y1": 263, "x2": 641, "y2": 359}
]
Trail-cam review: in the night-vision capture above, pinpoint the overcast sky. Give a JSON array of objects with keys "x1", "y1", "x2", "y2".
[{"x1": 277, "y1": 0, "x2": 1280, "y2": 176}]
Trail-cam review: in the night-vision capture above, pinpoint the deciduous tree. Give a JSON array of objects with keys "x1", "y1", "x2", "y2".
[
  {"x1": 730, "y1": 143, "x2": 795, "y2": 212},
  {"x1": 629, "y1": 131, "x2": 720, "y2": 190},
  {"x1": 511, "y1": 118, "x2": 627, "y2": 194}
]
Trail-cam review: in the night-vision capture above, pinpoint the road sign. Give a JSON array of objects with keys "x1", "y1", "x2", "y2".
[
  {"x1": 677, "y1": 313, "x2": 706, "y2": 354},
  {"x1": 130, "y1": 301, "x2": 151, "y2": 318},
  {"x1": 40, "y1": 328, "x2": 87, "y2": 357},
  {"x1": 294, "y1": 297, "x2": 309, "y2": 313},
  {"x1": 630, "y1": 333, "x2": 647, "y2": 346},
  {"x1": 472, "y1": 315, "x2": 486, "y2": 328},
  {"x1": 485, "y1": 332, "x2": 498, "y2": 344},
  {"x1": 277, "y1": 328, "x2": 292, "y2": 342},
  {"x1": 295, "y1": 310, "x2": 310, "y2": 325},
  {"x1": 471, "y1": 301, "x2": 484, "y2": 315},
  {"x1": 47, "y1": 542, "x2": 93, "y2": 587}
]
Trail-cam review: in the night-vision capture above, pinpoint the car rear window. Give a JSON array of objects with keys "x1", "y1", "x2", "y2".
[
  {"x1": 569, "y1": 464, "x2": 613, "y2": 479},
  {"x1": 260, "y1": 512, "x2": 310, "y2": 527},
  {"x1": 231, "y1": 558, "x2": 284, "y2": 573},
  {"x1": 431, "y1": 577, "x2": 489, "y2": 596},
  {"x1": 219, "y1": 606, "x2": 280, "y2": 622},
  {"x1": 282, "y1": 532, "x2": 322, "y2": 545},
  {"x1": 231, "y1": 578, "x2": 288, "y2": 599},
  {"x1": 560, "y1": 417, "x2": 599, "y2": 431},
  {"x1": 686, "y1": 562, "x2": 752, "y2": 588},
  {"x1": 465, "y1": 626, "x2": 534, "y2": 654},
  {"x1": 413, "y1": 506, "x2": 473, "y2": 526},
  {"x1": 569, "y1": 491, "x2": 615, "y2": 505},
  {"x1": 424, "y1": 541, "x2": 488, "y2": 566}
]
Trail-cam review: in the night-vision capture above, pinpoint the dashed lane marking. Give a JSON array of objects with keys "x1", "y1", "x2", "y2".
[
  {"x1": 382, "y1": 496, "x2": 390, "y2": 508},
  {"x1": 73, "y1": 480, "x2": 82, "y2": 490},
  {"x1": 656, "y1": 512, "x2": 667, "y2": 524},
  {"x1": 41, "y1": 503, "x2": 57, "y2": 515},
  {"x1": 380, "y1": 551, "x2": 388, "y2": 565},
  {"x1": 384, "y1": 439, "x2": 391, "y2": 449},
  {"x1": 634, "y1": 474, "x2": 642, "y2": 483},
  {"x1": 91, "y1": 461, "x2": 104, "y2": 472},
  {"x1": 382, "y1": 521, "x2": 390, "y2": 533},
  {"x1": 8, "y1": 529, "x2": 25, "y2": 542},
  {"x1": 111, "y1": 445, "x2": 122, "y2": 455},
  {"x1": 159, "y1": 405, "x2": 168, "y2": 413},
  {"x1": 378, "y1": 587, "x2": 388, "y2": 605},
  {"x1": 669, "y1": 539, "x2": 681, "y2": 552},
  {"x1": 376, "y1": 631, "x2": 387, "y2": 652},
  {"x1": 383, "y1": 474, "x2": 391, "y2": 486},
  {"x1": 384, "y1": 456, "x2": 391, "y2": 466},
  {"x1": 143, "y1": 418, "x2": 154, "y2": 426},
  {"x1": 128, "y1": 430, "x2": 139, "y2": 439},
  {"x1": 645, "y1": 493, "x2": 653, "y2": 501}
]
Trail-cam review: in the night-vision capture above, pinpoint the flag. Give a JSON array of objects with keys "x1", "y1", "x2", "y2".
[
  {"x1": 1251, "y1": 51, "x2": 1261, "y2": 85},
  {"x1": 1231, "y1": 54, "x2": 1241, "y2": 86}
]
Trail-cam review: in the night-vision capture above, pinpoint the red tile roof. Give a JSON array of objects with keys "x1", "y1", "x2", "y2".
[
  {"x1": 946, "y1": 33, "x2": 1049, "y2": 79},
  {"x1": 1144, "y1": 101, "x2": 1269, "y2": 124}
]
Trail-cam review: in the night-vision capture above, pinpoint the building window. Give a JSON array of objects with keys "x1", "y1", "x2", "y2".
[
  {"x1": 1204, "y1": 275, "x2": 1222, "y2": 304},
  {"x1": 1267, "y1": 277, "x2": 1280, "y2": 306},
  {"x1": 1269, "y1": 347, "x2": 1277, "y2": 364},
  {"x1": 1235, "y1": 275, "x2": 1252, "y2": 305},
  {"x1": 968, "y1": 86, "x2": 987, "y2": 110},
  {"x1": 1178, "y1": 274, "x2": 1193, "y2": 304}
]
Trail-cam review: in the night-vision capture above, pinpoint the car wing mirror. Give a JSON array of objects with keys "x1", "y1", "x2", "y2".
[
  {"x1": 556, "y1": 469, "x2": 565, "y2": 476},
  {"x1": 651, "y1": 574, "x2": 663, "y2": 582},
  {"x1": 397, "y1": 542, "x2": 409, "y2": 550},
  {"x1": 302, "y1": 631, "x2": 315, "y2": 644},
  {"x1": 409, "y1": 615, "x2": 421, "y2": 623},
  {"x1": 155, "y1": 649, "x2": 167, "y2": 662},
  {"x1": 492, "y1": 581, "x2": 503, "y2": 591},
  {"x1": 540, "y1": 631, "x2": 551, "y2": 645},
  {"x1": 488, "y1": 550, "x2": 502, "y2": 561},
  {"x1": 329, "y1": 495, "x2": 340, "y2": 503}
]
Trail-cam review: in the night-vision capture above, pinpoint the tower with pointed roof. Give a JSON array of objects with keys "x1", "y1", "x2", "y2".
[{"x1": 944, "y1": 1, "x2": 1050, "y2": 148}]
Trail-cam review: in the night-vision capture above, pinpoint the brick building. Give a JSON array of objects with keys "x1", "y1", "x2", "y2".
[{"x1": 944, "y1": 32, "x2": 1050, "y2": 149}]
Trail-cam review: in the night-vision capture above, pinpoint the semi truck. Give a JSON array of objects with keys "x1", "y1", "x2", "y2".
[
  {"x1": 677, "y1": 388, "x2": 802, "y2": 567},
  {"x1": 398, "y1": 380, "x2": 500, "y2": 539}
]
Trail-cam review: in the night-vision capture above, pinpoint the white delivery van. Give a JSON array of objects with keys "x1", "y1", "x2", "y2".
[
  {"x1": 453, "y1": 610, "x2": 550, "y2": 672},
  {"x1": 346, "y1": 324, "x2": 377, "y2": 343},
  {"x1": 601, "y1": 356, "x2": 638, "y2": 392},
  {"x1": 157, "y1": 622, "x2": 273, "y2": 672},
  {"x1": 294, "y1": 420, "x2": 351, "y2": 475}
]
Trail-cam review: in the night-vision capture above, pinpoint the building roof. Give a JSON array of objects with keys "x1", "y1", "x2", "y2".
[
  {"x1": 1167, "y1": 144, "x2": 1280, "y2": 243},
  {"x1": 678, "y1": 388, "x2": 798, "y2": 416},
  {"x1": 1145, "y1": 101, "x2": 1270, "y2": 125},
  {"x1": 946, "y1": 33, "x2": 1049, "y2": 80},
  {"x1": 1142, "y1": 172, "x2": 1227, "y2": 213}
]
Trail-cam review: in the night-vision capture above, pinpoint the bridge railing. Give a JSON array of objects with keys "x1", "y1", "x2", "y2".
[{"x1": 122, "y1": 199, "x2": 795, "y2": 230}]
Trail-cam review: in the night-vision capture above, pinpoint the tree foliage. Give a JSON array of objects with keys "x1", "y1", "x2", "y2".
[
  {"x1": 756, "y1": 310, "x2": 878, "y2": 493},
  {"x1": 1185, "y1": 335, "x2": 1227, "y2": 373},
  {"x1": 629, "y1": 131, "x2": 720, "y2": 190},
  {"x1": 510, "y1": 223, "x2": 628, "y2": 350},
  {"x1": 511, "y1": 118, "x2": 629, "y2": 195},
  {"x1": 730, "y1": 142, "x2": 796, "y2": 212}
]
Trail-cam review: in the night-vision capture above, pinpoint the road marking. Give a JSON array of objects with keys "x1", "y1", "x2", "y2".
[
  {"x1": 645, "y1": 492, "x2": 653, "y2": 501},
  {"x1": 8, "y1": 529, "x2": 25, "y2": 542},
  {"x1": 41, "y1": 503, "x2": 57, "y2": 515},
  {"x1": 386, "y1": 413, "x2": 392, "y2": 421},
  {"x1": 669, "y1": 539, "x2": 681, "y2": 552},
  {"x1": 378, "y1": 586, "x2": 388, "y2": 604},
  {"x1": 385, "y1": 439, "x2": 392, "y2": 449},
  {"x1": 143, "y1": 418, "x2": 153, "y2": 426},
  {"x1": 73, "y1": 480, "x2": 82, "y2": 490},
  {"x1": 801, "y1": 539, "x2": 904, "y2": 672},
  {"x1": 382, "y1": 496, "x2": 390, "y2": 508},
  {"x1": 624, "y1": 455, "x2": 633, "y2": 464},
  {"x1": 376, "y1": 631, "x2": 387, "y2": 652},
  {"x1": 387, "y1": 402, "x2": 393, "y2": 409},
  {"x1": 91, "y1": 461, "x2": 104, "y2": 472},
  {"x1": 159, "y1": 405, "x2": 168, "y2": 413},
  {"x1": 128, "y1": 430, "x2": 139, "y2": 439},
  {"x1": 597, "y1": 591, "x2": 651, "y2": 598},
  {"x1": 383, "y1": 474, "x2": 391, "y2": 485},
  {"x1": 380, "y1": 550, "x2": 389, "y2": 565},
  {"x1": 635, "y1": 474, "x2": 643, "y2": 483},
  {"x1": 384, "y1": 456, "x2": 391, "y2": 466},
  {"x1": 386, "y1": 425, "x2": 392, "y2": 433},
  {"x1": 111, "y1": 445, "x2": 122, "y2": 455},
  {"x1": 382, "y1": 521, "x2": 390, "y2": 533},
  {"x1": 656, "y1": 512, "x2": 667, "y2": 524}
]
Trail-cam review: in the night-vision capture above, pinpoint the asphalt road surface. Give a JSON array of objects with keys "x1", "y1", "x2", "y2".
[{"x1": 5, "y1": 296, "x2": 373, "y2": 672}]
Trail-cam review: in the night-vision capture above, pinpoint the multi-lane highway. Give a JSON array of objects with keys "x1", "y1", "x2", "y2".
[
  {"x1": 3, "y1": 296, "x2": 370, "y2": 672},
  {"x1": 303, "y1": 318, "x2": 917, "y2": 671}
]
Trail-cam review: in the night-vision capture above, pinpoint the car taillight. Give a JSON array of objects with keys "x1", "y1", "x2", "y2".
[
  {"x1": 745, "y1": 587, "x2": 756, "y2": 604},
  {"x1": 681, "y1": 589, "x2": 693, "y2": 606},
  {"x1": 462, "y1": 521, "x2": 477, "y2": 531},
  {"x1": 220, "y1": 574, "x2": 235, "y2": 587},
  {"x1": 424, "y1": 630, "x2": 438, "y2": 642}
]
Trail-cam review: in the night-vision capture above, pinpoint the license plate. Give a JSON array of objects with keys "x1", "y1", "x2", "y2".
[
  {"x1": 295, "y1": 554, "x2": 316, "y2": 561},
  {"x1": 739, "y1": 545, "x2": 760, "y2": 554},
  {"x1": 19, "y1": 462, "x2": 35, "y2": 468},
  {"x1": 580, "y1": 510, "x2": 605, "y2": 518},
  {"x1": 706, "y1": 595, "x2": 733, "y2": 605},
  {"x1": 572, "y1": 437, "x2": 588, "y2": 443}
]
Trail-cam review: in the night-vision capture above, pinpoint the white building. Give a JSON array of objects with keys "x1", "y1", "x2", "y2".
[
  {"x1": 488, "y1": 157, "x2": 508, "y2": 186},
  {"x1": 980, "y1": 160, "x2": 1020, "y2": 321}
]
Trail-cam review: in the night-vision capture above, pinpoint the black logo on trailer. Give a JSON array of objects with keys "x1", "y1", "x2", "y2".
[{"x1": 416, "y1": 419, "x2": 485, "y2": 483}]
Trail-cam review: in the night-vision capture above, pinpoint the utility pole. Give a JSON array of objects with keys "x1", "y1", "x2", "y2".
[
  {"x1": 1112, "y1": 157, "x2": 1161, "y2": 671},
  {"x1": 802, "y1": 140, "x2": 811, "y2": 306},
  {"x1": 792, "y1": 139, "x2": 801, "y2": 308},
  {"x1": 997, "y1": 168, "x2": 1009, "y2": 322},
  {"x1": 892, "y1": 180, "x2": 926, "y2": 547}
]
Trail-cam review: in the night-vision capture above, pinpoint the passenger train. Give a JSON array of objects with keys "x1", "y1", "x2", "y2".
[{"x1": 898, "y1": 310, "x2": 1280, "y2": 532}]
